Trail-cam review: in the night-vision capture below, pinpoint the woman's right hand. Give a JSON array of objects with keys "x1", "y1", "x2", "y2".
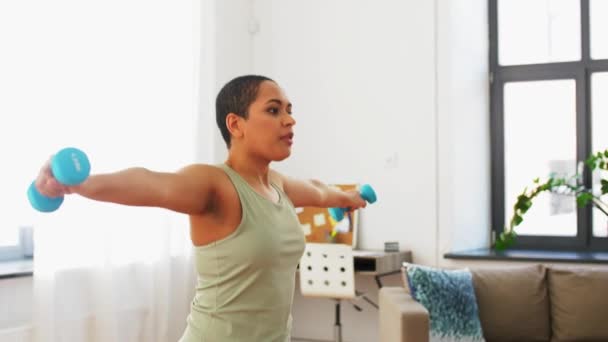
[{"x1": 35, "y1": 157, "x2": 71, "y2": 198}]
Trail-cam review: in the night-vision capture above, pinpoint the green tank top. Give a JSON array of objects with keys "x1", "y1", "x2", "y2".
[{"x1": 182, "y1": 164, "x2": 306, "y2": 342}]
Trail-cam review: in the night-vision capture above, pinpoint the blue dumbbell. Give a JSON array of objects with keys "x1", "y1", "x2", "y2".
[
  {"x1": 27, "y1": 147, "x2": 91, "y2": 212},
  {"x1": 328, "y1": 184, "x2": 377, "y2": 222}
]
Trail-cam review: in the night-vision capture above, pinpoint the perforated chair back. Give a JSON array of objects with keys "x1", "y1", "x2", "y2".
[{"x1": 299, "y1": 243, "x2": 355, "y2": 299}]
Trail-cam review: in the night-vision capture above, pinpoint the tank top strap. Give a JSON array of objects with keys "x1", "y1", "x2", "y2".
[
  {"x1": 217, "y1": 163, "x2": 246, "y2": 189},
  {"x1": 217, "y1": 163, "x2": 284, "y2": 208}
]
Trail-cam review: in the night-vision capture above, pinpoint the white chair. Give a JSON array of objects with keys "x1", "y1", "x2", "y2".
[{"x1": 299, "y1": 243, "x2": 367, "y2": 342}]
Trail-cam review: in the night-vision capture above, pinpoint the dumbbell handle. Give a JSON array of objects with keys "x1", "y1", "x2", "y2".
[{"x1": 328, "y1": 184, "x2": 377, "y2": 222}]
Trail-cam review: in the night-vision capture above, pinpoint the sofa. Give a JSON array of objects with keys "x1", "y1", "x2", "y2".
[{"x1": 379, "y1": 264, "x2": 608, "y2": 342}]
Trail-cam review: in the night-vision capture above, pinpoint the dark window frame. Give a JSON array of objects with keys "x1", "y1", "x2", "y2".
[{"x1": 490, "y1": 0, "x2": 608, "y2": 251}]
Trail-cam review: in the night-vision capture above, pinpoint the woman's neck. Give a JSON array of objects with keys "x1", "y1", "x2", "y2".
[{"x1": 225, "y1": 150, "x2": 271, "y2": 187}]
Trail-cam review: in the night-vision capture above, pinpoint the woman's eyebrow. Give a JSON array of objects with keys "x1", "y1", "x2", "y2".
[{"x1": 265, "y1": 99, "x2": 293, "y2": 109}]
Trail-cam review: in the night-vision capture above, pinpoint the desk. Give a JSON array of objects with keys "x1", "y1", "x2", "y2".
[{"x1": 352, "y1": 250, "x2": 412, "y2": 288}]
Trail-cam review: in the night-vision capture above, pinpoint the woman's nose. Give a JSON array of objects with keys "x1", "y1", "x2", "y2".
[{"x1": 283, "y1": 113, "x2": 296, "y2": 126}]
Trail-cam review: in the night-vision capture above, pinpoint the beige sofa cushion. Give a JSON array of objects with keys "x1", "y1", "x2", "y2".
[
  {"x1": 548, "y1": 267, "x2": 608, "y2": 341},
  {"x1": 471, "y1": 264, "x2": 550, "y2": 341}
]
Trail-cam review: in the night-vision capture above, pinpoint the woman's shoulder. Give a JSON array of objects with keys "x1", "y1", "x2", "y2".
[
  {"x1": 178, "y1": 163, "x2": 229, "y2": 175},
  {"x1": 175, "y1": 163, "x2": 234, "y2": 191}
]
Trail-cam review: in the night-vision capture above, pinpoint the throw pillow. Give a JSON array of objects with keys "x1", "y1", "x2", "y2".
[{"x1": 403, "y1": 263, "x2": 485, "y2": 342}]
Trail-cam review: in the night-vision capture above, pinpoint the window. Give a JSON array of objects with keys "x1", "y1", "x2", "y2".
[
  {"x1": 0, "y1": 0, "x2": 196, "y2": 263},
  {"x1": 490, "y1": 0, "x2": 608, "y2": 250},
  {"x1": 0, "y1": 226, "x2": 33, "y2": 261},
  {"x1": 0, "y1": 228, "x2": 22, "y2": 261}
]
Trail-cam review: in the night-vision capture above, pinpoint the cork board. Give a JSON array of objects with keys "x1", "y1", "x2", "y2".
[{"x1": 295, "y1": 184, "x2": 359, "y2": 248}]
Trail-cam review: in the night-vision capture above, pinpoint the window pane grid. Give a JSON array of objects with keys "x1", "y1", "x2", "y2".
[{"x1": 491, "y1": 0, "x2": 608, "y2": 250}]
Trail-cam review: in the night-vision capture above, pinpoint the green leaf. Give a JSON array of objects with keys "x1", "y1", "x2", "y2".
[
  {"x1": 513, "y1": 214, "x2": 523, "y2": 226},
  {"x1": 494, "y1": 239, "x2": 506, "y2": 251},
  {"x1": 577, "y1": 192, "x2": 593, "y2": 208},
  {"x1": 604, "y1": 149, "x2": 608, "y2": 158},
  {"x1": 601, "y1": 181, "x2": 608, "y2": 195},
  {"x1": 508, "y1": 235, "x2": 516, "y2": 246},
  {"x1": 587, "y1": 161, "x2": 597, "y2": 171},
  {"x1": 515, "y1": 194, "x2": 533, "y2": 213},
  {"x1": 505, "y1": 230, "x2": 517, "y2": 240},
  {"x1": 494, "y1": 230, "x2": 517, "y2": 251},
  {"x1": 520, "y1": 199, "x2": 533, "y2": 213}
]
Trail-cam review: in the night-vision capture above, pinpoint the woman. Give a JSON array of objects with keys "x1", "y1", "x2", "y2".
[{"x1": 35, "y1": 75, "x2": 368, "y2": 341}]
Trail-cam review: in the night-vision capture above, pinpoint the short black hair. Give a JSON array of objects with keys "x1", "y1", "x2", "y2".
[{"x1": 216, "y1": 75, "x2": 275, "y2": 148}]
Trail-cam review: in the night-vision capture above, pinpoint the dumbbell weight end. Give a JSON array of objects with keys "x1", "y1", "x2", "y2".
[{"x1": 27, "y1": 181, "x2": 64, "y2": 213}]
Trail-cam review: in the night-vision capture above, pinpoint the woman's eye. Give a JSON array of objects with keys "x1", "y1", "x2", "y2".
[{"x1": 268, "y1": 107, "x2": 279, "y2": 114}]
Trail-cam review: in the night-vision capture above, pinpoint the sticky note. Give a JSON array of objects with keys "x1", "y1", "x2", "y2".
[
  {"x1": 301, "y1": 223, "x2": 312, "y2": 235},
  {"x1": 313, "y1": 213, "x2": 326, "y2": 226}
]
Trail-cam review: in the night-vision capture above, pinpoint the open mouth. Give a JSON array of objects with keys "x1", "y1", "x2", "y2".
[{"x1": 280, "y1": 133, "x2": 294, "y2": 145}]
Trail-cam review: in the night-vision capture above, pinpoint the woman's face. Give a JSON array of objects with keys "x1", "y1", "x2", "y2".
[{"x1": 240, "y1": 81, "x2": 296, "y2": 161}]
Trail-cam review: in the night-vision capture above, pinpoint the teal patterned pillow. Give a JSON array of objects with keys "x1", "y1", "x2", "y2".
[{"x1": 404, "y1": 263, "x2": 485, "y2": 342}]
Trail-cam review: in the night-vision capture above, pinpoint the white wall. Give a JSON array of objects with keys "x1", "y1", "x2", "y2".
[
  {"x1": 436, "y1": 0, "x2": 491, "y2": 265},
  {"x1": 206, "y1": 0, "x2": 256, "y2": 163},
  {"x1": 252, "y1": 0, "x2": 440, "y2": 265}
]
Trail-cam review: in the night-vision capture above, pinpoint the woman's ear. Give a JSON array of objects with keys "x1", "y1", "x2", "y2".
[{"x1": 226, "y1": 113, "x2": 244, "y2": 140}]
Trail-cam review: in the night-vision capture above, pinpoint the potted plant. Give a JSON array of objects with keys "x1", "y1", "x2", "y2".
[{"x1": 495, "y1": 149, "x2": 608, "y2": 250}]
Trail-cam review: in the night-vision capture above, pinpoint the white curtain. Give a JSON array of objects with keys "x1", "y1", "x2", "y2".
[
  {"x1": 32, "y1": 209, "x2": 196, "y2": 342},
  {"x1": 0, "y1": 1, "x2": 203, "y2": 341}
]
